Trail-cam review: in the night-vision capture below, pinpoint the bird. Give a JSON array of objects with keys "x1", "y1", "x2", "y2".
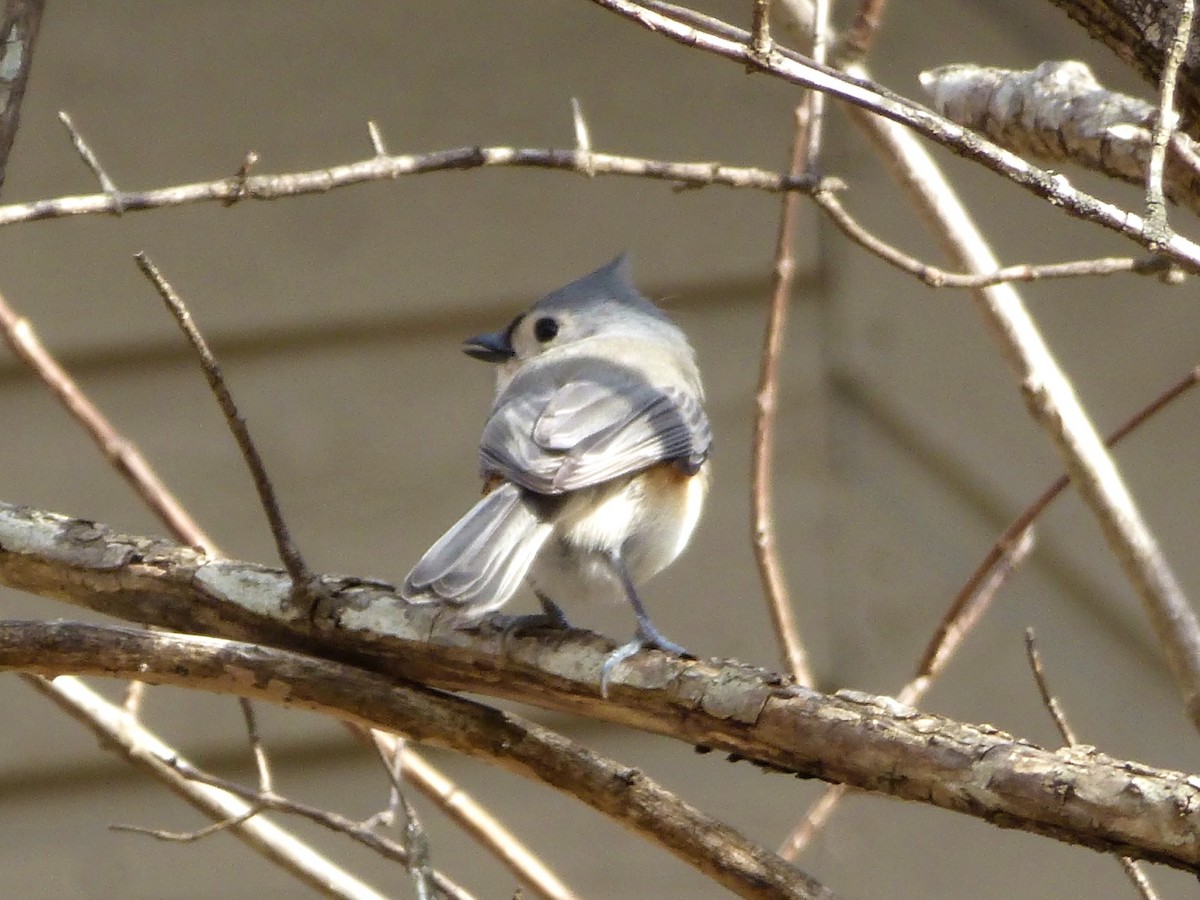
[{"x1": 401, "y1": 254, "x2": 711, "y2": 696}]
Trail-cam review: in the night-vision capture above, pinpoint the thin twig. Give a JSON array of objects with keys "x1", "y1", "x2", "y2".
[
  {"x1": 1145, "y1": 0, "x2": 1195, "y2": 246},
  {"x1": 570, "y1": 98, "x2": 591, "y2": 154},
  {"x1": 123, "y1": 679, "x2": 148, "y2": 714},
  {"x1": 0, "y1": 292, "x2": 215, "y2": 552},
  {"x1": 751, "y1": 0, "x2": 773, "y2": 56},
  {"x1": 112, "y1": 807, "x2": 263, "y2": 843},
  {"x1": 814, "y1": 188, "x2": 1176, "y2": 288},
  {"x1": 917, "y1": 364, "x2": 1200, "y2": 679},
  {"x1": 367, "y1": 120, "x2": 387, "y2": 157},
  {"x1": 778, "y1": 784, "x2": 845, "y2": 859},
  {"x1": 401, "y1": 797, "x2": 438, "y2": 900},
  {"x1": 160, "y1": 758, "x2": 474, "y2": 900},
  {"x1": 570, "y1": 98, "x2": 596, "y2": 178},
  {"x1": 22, "y1": 673, "x2": 390, "y2": 900},
  {"x1": 752, "y1": 103, "x2": 817, "y2": 686},
  {"x1": 0, "y1": 146, "x2": 831, "y2": 228},
  {"x1": 134, "y1": 252, "x2": 321, "y2": 612},
  {"x1": 839, "y1": 0, "x2": 888, "y2": 61},
  {"x1": 362, "y1": 733, "x2": 406, "y2": 830},
  {"x1": 364, "y1": 730, "x2": 580, "y2": 900},
  {"x1": 805, "y1": 0, "x2": 830, "y2": 170},
  {"x1": 1024, "y1": 629, "x2": 1161, "y2": 900},
  {"x1": 240, "y1": 697, "x2": 273, "y2": 793},
  {"x1": 745, "y1": 0, "x2": 834, "y2": 691},
  {"x1": 905, "y1": 528, "x2": 1036, "y2": 700},
  {"x1": 779, "y1": 529, "x2": 1036, "y2": 857},
  {"x1": 57, "y1": 110, "x2": 123, "y2": 211},
  {"x1": 1024, "y1": 629, "x2": 1076, "y2": 745},
  {"x1": 220, "y1": 151, "x2": 259, "y2": 208}
]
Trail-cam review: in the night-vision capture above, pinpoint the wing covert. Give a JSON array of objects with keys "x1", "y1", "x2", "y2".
[{"x1": 480, "y1": 368, "x2": 710, "y2": 494}]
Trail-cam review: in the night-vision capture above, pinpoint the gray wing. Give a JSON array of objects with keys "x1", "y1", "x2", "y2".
[{"x1": 480, "y1": 373, "x2": 710, "y2": 495}]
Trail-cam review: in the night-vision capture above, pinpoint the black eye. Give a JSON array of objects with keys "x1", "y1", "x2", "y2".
[{"x1": 534, "y1": 316, "x2": 559, "y2": 343}]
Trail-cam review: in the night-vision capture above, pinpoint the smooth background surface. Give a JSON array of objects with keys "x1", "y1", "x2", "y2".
[{"x1": 1, "y1": 3, "x2": 1197, "y2": 898}]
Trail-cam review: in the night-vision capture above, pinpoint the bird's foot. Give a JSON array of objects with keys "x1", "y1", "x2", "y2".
[
  {"x1": 483, "y1": 596, "x2": 572, "y2": 650},
  {"x1": 599, "y1": 625, "x2": 692, "y2": 699}
]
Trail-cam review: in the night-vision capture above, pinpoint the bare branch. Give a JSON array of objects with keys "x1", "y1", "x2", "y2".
[
  {"x1": 0, "y1": 289, "x2": 214, "y2": 552},
  {"x1": 0, "y1": 619, "x2": 831, "y2": 900},
  {"x1": 363, "y1": 730, "x2": 580, "y2": 900},
  {"x1": 20, "y1": 673, "x2": 391, "y2": 900},
  {"x1": 753, "y1": 103, "x2": 817, "y2": 687},
  {"x1": 57, "y1": 111, "x2": 123, "y2": 212},
  {"x1": 1025, "y1": 630, "x2": 1162, "y2": 900},
  {"x1": 752, "y1": 0, "x2": 773, "y2": 57},
  {"x1": 4, "y1": 517, "x2": 1200, "y2": 872},
  {"x1": 0, "y1": 146, "x2": 830, "y2": 228},
  {"x1": 1145, "y1": 0, "x2": 1194, "y2": 243},
  {"x1": 779, "y1": 529, "x2": 1036, "y2": 858},
  {"x1": 814, "y1": 187, "x2": 1179, "y2": 287},
  {"x1": 111, "y1": 755, "x2": 475, "y2": 900},
  {"x1": 1024, "y1": 629, "x2": 1078, "y2": 746},
  {"x1": 589, "y1": 0, "x2": 1200, "y2": 269},
  {"x1": 135, "y1": 253, "x2": 321, "y2": 612},
  {"x1": 240, "y1": 697, "x2": 274, "y2": 793},
  {"x1": 843, "y1": 78, "x2": 1200, "y2": 735}
]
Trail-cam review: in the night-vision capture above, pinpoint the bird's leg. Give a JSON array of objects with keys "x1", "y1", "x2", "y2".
[
  {"x1": 535, "y1": 591, "x2": 571, "y2": 627},
  {"x1": 599, "y1": 553, "x2": 690, "y2": 698},
  {"x1": 483, "y1": 589, "x2": 573, "y2": 650}
]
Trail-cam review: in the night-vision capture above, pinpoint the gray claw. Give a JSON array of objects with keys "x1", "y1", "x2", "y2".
[{"x1": 598, "y1": 628, "x2": 692, "y2": 698}]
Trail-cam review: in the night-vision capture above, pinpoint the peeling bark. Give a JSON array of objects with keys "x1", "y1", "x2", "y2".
[{"x1": 922, "y1": 60, "x2": 1200, "y2": 215}]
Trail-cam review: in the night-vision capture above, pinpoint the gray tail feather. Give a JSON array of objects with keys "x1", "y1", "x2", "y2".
[{"x1": 401, "y1": 483, "x2": 551, "y2": 615}]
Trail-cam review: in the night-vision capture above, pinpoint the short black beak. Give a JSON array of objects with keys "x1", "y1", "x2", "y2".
[{"x1": 463, "y1": 330, "x2": 514, "y2": 363}]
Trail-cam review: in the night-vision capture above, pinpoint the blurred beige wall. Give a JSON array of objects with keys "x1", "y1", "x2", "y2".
[{"x1": 1, "y1": 3, "x2": 1197, "y2": 898}]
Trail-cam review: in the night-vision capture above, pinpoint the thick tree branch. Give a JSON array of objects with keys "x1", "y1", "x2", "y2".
[
  {"x1": 0, "y1": 0, "x2": 42, "y2": 193},
  {"x1": 0, "y1": 619, "x2": 830, "y2": 900},
  {"x1": 921, "y1": 60, "x2": 1200, "y2": 217},
  {"x1": 1048, "y1": 0, "x2": 1200, "y2": 135},
  {"x1": 2, "y1": 503, "x2": 1200, "y2": 872}
]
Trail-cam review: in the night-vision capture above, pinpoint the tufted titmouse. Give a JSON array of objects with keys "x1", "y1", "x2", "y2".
[{"x1": 401, "y1": 254, "x2": 711, "y2": 695}]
